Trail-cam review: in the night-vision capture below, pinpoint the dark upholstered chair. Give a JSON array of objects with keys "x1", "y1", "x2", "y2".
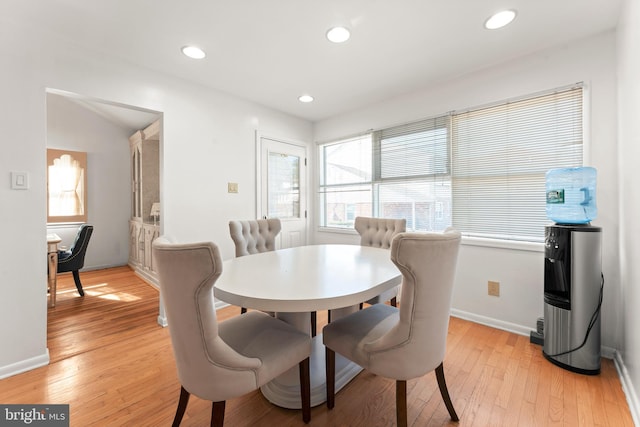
[
  {"x1": 57, "y1": 224, "x2": 93, "y2": 296},
  {"x1": 153, "y1": 236, "x2": 311, "y2": 427},
  {"x1": 323, "y1": 229, "x2": 461, "y2": 427},
  {"x1": 354, "y1": 216, "x2": 406, "y2": 307}
]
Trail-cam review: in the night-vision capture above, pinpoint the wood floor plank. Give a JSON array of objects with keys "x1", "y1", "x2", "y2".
[{"x1": 0, "y1": 266, "x2": 634, "y2": 426}]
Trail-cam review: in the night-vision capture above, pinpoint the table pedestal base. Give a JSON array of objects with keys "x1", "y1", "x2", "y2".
[
  {"x1": 262, "y1": 306, "x2": 361, "y2": 408},
  {"x1": 261, "y1": 335, "x2": 361, "y2": 408}
]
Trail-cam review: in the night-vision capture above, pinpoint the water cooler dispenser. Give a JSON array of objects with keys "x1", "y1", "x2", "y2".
[
  {"x1": 543, "y1": 225, "x2": 602, "y2": 374},
  {"x1": 540, "y1": 167, "x2": 603, "y2": 375}
]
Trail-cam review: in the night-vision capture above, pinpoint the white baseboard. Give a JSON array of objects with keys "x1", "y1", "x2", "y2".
[
  {"x1": 0, "y1": 350, "x2": 50, "y2": 380},
  {"x1": 156, "y1": 315, "x2": 168, "y2": 327},
  {"x1": 613, "y1": 350, "x2": 640, "y2": 426},
  {"x1": 450, "y1": 308, "x2": 617, "y2": 359},
  {"x1": 451, "y1": 308, "x2": 533, "y2": 337},
  {"x1": 215, "y1": 300, "x2": 230, "y2": 310}
]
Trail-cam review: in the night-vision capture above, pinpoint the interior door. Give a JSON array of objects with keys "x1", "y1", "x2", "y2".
[{"x1": 259, "y1": 136, "x2": 307, "y2": 248}]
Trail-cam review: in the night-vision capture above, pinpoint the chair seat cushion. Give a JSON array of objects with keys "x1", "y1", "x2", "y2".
[
  {"x1": 58, "y1": 250, "x2": 72, "y2": 261},
  {"x1": 323, "y1": 304, "x2": 398, "y2": 371},
  {"x1": 219, "y1": 311, "x2": 311, "y2": 387}
]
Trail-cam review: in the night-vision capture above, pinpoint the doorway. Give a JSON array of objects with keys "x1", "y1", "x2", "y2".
[{"x1": 45, "y1": 89, "x2": 163, "y2": 344}]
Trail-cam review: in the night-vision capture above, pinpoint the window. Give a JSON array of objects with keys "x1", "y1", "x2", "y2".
[
  {"x1": 318, "y1": 85, "x2": 584, "y2": 242},
  {"x1": 319, "y1": 116, "x2": 451, "y2": 231},
  {"x1": 47, "y1": 149, "x2": 88, "y2": 223},
  {"x1": 319, "y1": 134, "x2": 372, "y2": 228}
]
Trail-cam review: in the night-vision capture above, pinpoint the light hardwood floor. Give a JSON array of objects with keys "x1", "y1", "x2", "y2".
[{"x1": 0, "y1": 266, "x2": 633, "y2": 426}]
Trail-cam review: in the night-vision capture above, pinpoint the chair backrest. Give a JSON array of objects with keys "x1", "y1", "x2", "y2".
[
  {"x1": 354, "y1": 216, "x2": 406, "y2": 249},
  {"x1": 59, "y1": 224, "x2": 93, "y2": 269},
  {"x1": 229, "y1": 219, "x2": 281, "y2": 257},
  {"x1": 152, "y1": 237, "x2": 262, "y2": 401},
  {"x1": 366, "y1": 229, "x2": 461, "y2": 379}
]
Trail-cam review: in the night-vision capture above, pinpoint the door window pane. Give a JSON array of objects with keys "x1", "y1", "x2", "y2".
[{"x1": 268, "y1": 152, "x2": 300, "y2": 219}]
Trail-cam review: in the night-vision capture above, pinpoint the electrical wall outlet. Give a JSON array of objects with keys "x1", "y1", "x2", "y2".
[{"x1": 488, "y1": 281, "x2": 500, "y2": 297}]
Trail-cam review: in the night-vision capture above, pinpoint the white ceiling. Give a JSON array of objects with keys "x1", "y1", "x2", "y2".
[{"x1": 12, "y1": 0, "x2": 622, "y2": 123}]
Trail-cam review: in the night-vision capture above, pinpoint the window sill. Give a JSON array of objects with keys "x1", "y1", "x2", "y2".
[
  {"x1": 317, "y1": 227, "x2": 358, "y2": 235},
  {"x1": 461, "y1": 236, "x2": 544, "y2": 253},
  {"x1": 47, "y1": 222, "x2": 86, "y2": 228},
  {"x1": 317, "y1": 227, "x2": 544, "y2": 252}
]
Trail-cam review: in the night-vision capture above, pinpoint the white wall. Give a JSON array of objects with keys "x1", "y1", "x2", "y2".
[
  {"x1": 46, "y1": 93, "x2": 137, "y2": 269},
  {"x1": 313, "y1": 32, "x2": 620, "y2": 348},
  {"x1": 0, "y1": 20, "x2": 312, "y2": 377},
  {"x1": 617, "y1": 0, "x2": 640, "y2": 421}
]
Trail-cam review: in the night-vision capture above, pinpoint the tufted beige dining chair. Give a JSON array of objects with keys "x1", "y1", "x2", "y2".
[
  {"x1": 153, "y1": 237, "x2": 311, "y2": 427},
  {"x1": 229, "y1": 218, "x2": 318, "y2": 336},
  {"x1": 354, "y1": 216, "x2": 406, "y2": 307},
  {"x1": 229, "y1": 218, "x2": 281, "y2": 257},
  {"x1": 323, "y1": 229, "x2": 461, "y2": 427},
  {"x1": 229, "y1": 219, "x2": 281, "y2": 315}
]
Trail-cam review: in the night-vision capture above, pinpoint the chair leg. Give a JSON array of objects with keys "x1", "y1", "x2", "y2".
[
  {"x1": 240, "y1": 307, "x2": 247, "y2": 314},
  {"x1": 311, "y1": 311, "x2": 317, "y2": 337},
  {"x1": 327, "y1": 309, "x2": 332, "y2": 324},
  {"x1": 396, "y1": 380, "x2": 408, "y2": 427},
  {"x1": 72, "y1": 270, "x2": 85, "y2": 296},
  {"x1": 325, "y1": 348, "x2": 335, "y2": 409},
  {"x1": 172, "y1": 386, "x2": 190, "y2": 427},
  {"x1": 210, "y1": 401, "x2": 225, "y2": 427},
  {"x1": 435, "y1": 362, "x2": 459, "y2": 421},
  {"x1": 299, "y1": 357, "x2": 311, "y2": 423},
  {"x1": 390, "y1": 297, "x2": 397, "y2": 307}
]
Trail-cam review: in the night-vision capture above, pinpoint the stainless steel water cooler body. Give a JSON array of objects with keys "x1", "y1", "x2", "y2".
[{"x1": 543, "y1": 224, "x2": 602, "y2": 374}]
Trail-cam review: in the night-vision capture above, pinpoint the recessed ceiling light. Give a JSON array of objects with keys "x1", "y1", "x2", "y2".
[
  {"x1": 298, "y1": 95, "x2": 314, "y2": 103},
  {"x1": 326, "y1": 26, "x2": 351, "y2": 43},
  {"x1": 484, "y1": 10, "x2": 517, "y2": 30},
  {"x1": 181, "y1": 45, "x2": 206, "y2": 59}
]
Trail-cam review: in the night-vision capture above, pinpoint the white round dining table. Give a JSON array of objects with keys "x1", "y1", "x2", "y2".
[{"x1": 214, "y1": 244, "x2": 402, "y2": 408}]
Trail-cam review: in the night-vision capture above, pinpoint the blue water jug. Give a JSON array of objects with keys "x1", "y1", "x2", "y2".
[{"x1": 546, "y1": 167, "x2": 597, "y2": 224}]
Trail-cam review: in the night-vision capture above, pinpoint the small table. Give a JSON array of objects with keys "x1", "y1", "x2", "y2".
[
  {"x1": 214, "y1": 244, "x2": 401, "y2": 408},
  {"x1": 47, "y1": 233, "x2": 62, "y2": 308}
]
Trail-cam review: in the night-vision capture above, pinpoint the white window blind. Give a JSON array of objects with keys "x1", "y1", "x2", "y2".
[
  {"x1": 451, "y1": 86, "x2": 583, "y2": 241},
  {"x1": 373, "y1": 116, "x2": 449, "y2": 179},
  {"x1": 372, "y1": 116, "x2": 451, "y2": 230}
]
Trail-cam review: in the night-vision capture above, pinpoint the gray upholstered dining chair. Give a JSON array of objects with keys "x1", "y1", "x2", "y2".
[
  {"x1": 153, "y1": 236, "x2": 312, "y2": 427},
  {"x1": 323, "y1": 229, "x2": 461, "y2": 427},
  {"x1": 354, "y1": 216, "x2": 406, "y2": 307},
  {"x1": 229, "y1": 219, "x2": 319, "y2": 337}
]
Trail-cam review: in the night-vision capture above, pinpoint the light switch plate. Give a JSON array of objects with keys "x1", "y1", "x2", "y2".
[
  {"x1": 11, "y1": 171, "x2": 29, "y2": 190},
  {"x1": 228, "y1": 182, "x2": 239, "y2": 193}
]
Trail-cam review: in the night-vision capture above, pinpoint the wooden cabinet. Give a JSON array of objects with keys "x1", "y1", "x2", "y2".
[
  {"x1": 129, "y1": 220, "x2": 160, "y2": 284},
  {"x1": 128, "y1": 120, "x2": 160, "y2": 286}
]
